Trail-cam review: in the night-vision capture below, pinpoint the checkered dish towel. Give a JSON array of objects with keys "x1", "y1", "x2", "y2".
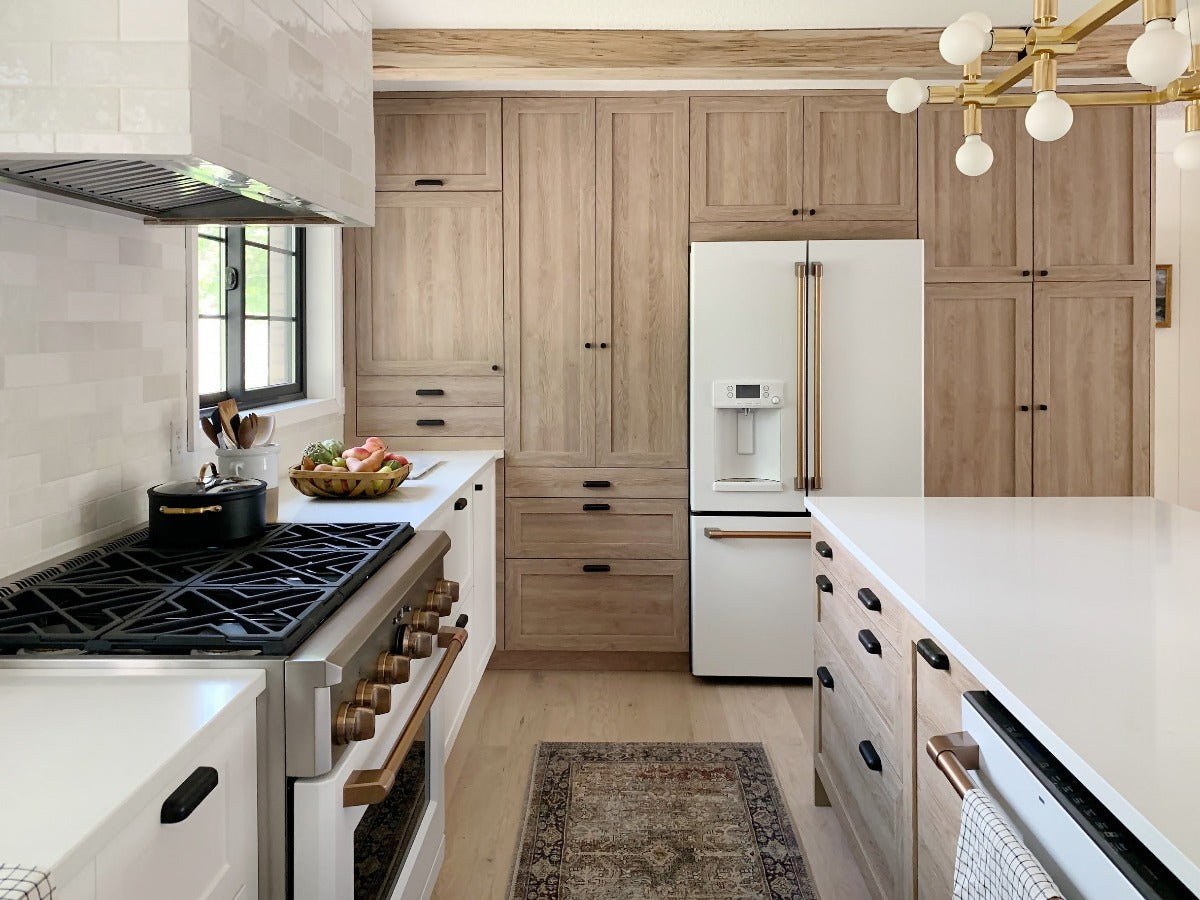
[
  {"x1": 0, "y1": 866, "x2": 53, "y2": 900},
  {"x1": 953, "y1": 788, "x2": 1063, "y2": 900}
]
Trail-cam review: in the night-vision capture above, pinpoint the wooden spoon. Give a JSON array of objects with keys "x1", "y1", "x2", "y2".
[
  {"x1": 237, "y1": 416, "x2": 258, "y2": 450},
  {"x1": 216, "y1": 398, "x2": 240, "y2": 446},
  {"x1": 200, "y1": 416, "x2": 222, "y2": 448}
]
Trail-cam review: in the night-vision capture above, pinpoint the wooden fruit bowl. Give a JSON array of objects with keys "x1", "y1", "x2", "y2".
[{"x1": 288, "y1": 463, "x2": 412, "y2": 499}]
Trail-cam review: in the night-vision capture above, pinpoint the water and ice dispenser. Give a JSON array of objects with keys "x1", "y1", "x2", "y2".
[{"x1": 710, "y1": 380, "x2": 785, "y2": 491}]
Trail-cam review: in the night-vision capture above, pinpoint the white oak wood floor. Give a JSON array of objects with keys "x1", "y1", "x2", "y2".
[{"x1": 432, "y1": 669, "x2": 871, "y2": 900}]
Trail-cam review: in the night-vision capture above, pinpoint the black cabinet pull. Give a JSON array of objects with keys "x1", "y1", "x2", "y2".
[
  {"x1": 454, "y1": 497, "x2": 468, "y2": 511},
  {"x1": 455, "y1": 613, "x2": 469, "y2": 628},
  {"x1": 416, "y1": 419, "x2": 445, "y2": 427},
  {"x1": 858, "y1": 629, "x2": 881, "y2": 656},
  {"x1": 791, "y1": 208, "x2": 800, "y2": 216},
  {"x1": 1019, "y1": 404, "x2": 1031, "y2": 411},
  {"x1": 815, "y1": 666, "x2": 834, "y2": 689},
  {"x1": 1021, "y1": 270, "x2": 1031, "y2": 277},
  {"x1": 582, "y1": 480, "x2": 612, "y2": 489},
  {"x1": 858, "y1": 740, "x2": 883, "y2": 772},
  {"x1": 815, "y1": 541, "x2": 833, "y2": 559},
  {"x1": 474, "y1": 484, "x2": 483, "y2": 491},
  {"x1": 857, "y1": 588, "x2": 882, "y2": 613},
  {"x1": 491, "y1": 364, "x2": 501, "y2": 371},
  {"x1": 415, "y1": 388, "x2": 444, "y2": 396},
  {"x1": 584, "y1": 341, "x2": 593, "y2": 349},
  {"x1": 815, "y1": 574, "x2": 833, "y2": 593},
  {"x1": 161, "y1": 766, "x2": 218, "y2": 824},
  {"x1": 1037, "y1": 404, "x2": 1048, "y2": 411},
  {"x1": 916, "y1": 638, "x2": 951, "y2": 670},
  {"x1": 582, "y1": 503, "x2": 611, "y2": 511},
  {"x1": 582, "y1": 564, "x2": 610, "y2": 573},
  {"x1": 415, "y1": 178, "x2": 444, "y2": 186},
  {"x1": 1039, "y1": 269, "x2": 1049, "y2": 277},
  {"x1": 600, "y1": 342, "x2": 608, "y2": 348}
]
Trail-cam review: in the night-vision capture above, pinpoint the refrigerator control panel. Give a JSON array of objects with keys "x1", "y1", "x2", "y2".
[{"x1": 712, "y1": 381, "x2": 784, "y2": 408}]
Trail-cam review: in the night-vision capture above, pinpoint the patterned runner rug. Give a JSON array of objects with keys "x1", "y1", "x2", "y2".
[{"x1": 508, "y1": 742, "x2": 818, "y2": 900}]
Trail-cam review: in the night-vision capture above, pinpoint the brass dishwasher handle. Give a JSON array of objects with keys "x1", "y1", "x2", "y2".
[
  {"x1": 703, "y1": 528, "x2": 811, "y2": 540},
  {"x1": 795, "y1": 261, "x2": 808, "y2": 492},
  {"x1": 342, "y1": 626, "x2": 468, "y2": 808},
  {"x1": 811, "y1": 260, "x2": 824, "y2": 492},
  {"x1": 927, "y1": 732, "x2": 980, "y2": 799},
  {"x1": 159, "y1": 505, "x2": 223, "y2": 515}
]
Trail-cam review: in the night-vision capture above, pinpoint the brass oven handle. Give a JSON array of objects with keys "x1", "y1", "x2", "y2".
[
  {"x1": 811, "y1": 261, "x2": 824, "y2": 492},
  {"x1": 927, "y1": 731, "x2": 980, "y2": 800},
  {"x1": 159, "y1": 505, "x2": 223, "y2": 515},
  {"x1": 795, "y1": 261, "x2": 808, "y2": 492},
  {"x1": 342, "y1": 626, "x2": 468, "y2": 808},
  {"x1": 703, "y1": 528, "x2": 811, "y2": 540}
]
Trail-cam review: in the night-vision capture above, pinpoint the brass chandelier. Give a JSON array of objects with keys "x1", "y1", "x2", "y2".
[{"x1": 886, "y1": 0, "x2": 1200, "y2": 175}]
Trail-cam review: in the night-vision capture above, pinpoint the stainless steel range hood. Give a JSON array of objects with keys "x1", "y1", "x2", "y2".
[{"x1": 0, "y1": 0, "x2": 375, "y2": 227}]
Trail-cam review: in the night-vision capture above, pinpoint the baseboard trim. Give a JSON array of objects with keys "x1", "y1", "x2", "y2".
[{"x1": 487, "y1": 650, "x2": 691, "y2": 671}]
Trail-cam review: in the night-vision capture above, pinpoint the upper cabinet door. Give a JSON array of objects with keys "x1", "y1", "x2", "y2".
[
  {"x1": 690, "y1": 96, "x2": 803, "y2": 222},
  {"x1": 356, "y1": 192, "x2": 503, "y2": 377},
  {"x1": 919, "y1": 107, "x2": 1034, "y2": 282},
  {"x1": 802, "y1": 95, "x2": 916, "y2": 222},
  {"x1": 596, "y1": 98, "x2": 690, "y2": 469},
  {"x1": 503, "y1": 98, "x2": 598, "y2": 468},
  {"x1": 1032, "y1": 282, "x2": 1151, "y2": 496},
  {"x1": 1033, "y1": 106, "x2": 1151, "y2": 281},
  {"x1": 374, "y1": 98, "x2": 502, "y2": 190}
]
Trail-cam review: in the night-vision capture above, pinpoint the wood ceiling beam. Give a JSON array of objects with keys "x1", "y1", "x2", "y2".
[{"x1": 372, "y1": 26, "x2": 1142, "y2": 82}]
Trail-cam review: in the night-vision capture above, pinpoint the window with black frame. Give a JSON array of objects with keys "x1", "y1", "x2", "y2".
[{"x1": 197, "y1": 225, "x2": 306, "y2": 409}]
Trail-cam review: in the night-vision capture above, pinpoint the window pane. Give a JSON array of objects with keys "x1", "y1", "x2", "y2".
[
  {"x1": 268, "y1": 246, "x2": 295, "y2": 317},
  {"x1": 245, "y1": 225, "x2": 269, "y2": 247},
  {"x1": 198, "y1": 317, "x2": 226, "y2": 395},
  {"x1": 269, "y1": 320, "x2": 296, "y2": 386},
  {"x1": 268, "y1": 226, "x2": 294, "y2": 253},
  {"x1": 197, "y1": 237, "x2": 225, "y2": 316},
  {"x1": 243, "y1": 319, "x2": 295, "y2": 389},
  {"x1": 198, "y1": 225, "x2": 223, "y2": 239},
  {"x1": 245, "y1": 244, "x2": 269, "y2": 316}
]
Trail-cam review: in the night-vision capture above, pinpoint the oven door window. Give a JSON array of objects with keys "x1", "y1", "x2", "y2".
[{"x1": 353, "y1": 714, "x2": 431, "y2": 900}]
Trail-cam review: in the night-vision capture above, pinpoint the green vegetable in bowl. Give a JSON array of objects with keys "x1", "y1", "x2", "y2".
[
  {"x1": 322, "y1": 439, "x2": 347, "y2": 458},
  {"x1": 303, "y1": 442, "x2": 335, "y2": 465}
]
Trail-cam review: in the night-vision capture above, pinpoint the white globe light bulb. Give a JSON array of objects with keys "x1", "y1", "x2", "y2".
[
  {"x1": 940, "y1": 18, "x2": 991, "y2": 66},
  {"x1": 955, "y1": 134, "x2": 994, "y2": 177},
  {"x1": 1175, "y1": 7, "x2": 1197, "y2": 39},
  {"x1": 887, "y1": 78, "x2": 928, "y2": 114},
  {"x1": 959, "y1": 11, "x2": 994, "y2": 33},
  {"x1": 1025, "y1": 91, "x2": 1075, "y2": 142},
  {"x1": 1175, "y1": 131, "x2": 1200, "y2": 169},
  {"x1": 1127, "y1": 18, "x2": 1192, "y2": 87}
]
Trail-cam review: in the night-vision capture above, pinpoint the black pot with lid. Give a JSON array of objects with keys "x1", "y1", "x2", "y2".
[{"x1": 148, "y1": 462, "x2": 267, "y2": 546}]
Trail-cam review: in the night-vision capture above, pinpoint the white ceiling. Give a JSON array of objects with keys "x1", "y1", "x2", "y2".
[{"x1": 370, "y1": 0, "x2": 1142, "y2": 29}]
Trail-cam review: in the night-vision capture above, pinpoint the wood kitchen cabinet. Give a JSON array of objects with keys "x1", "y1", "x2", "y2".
[{"x1": 374, "y1": 97, "x2": 502, "y2": 190}]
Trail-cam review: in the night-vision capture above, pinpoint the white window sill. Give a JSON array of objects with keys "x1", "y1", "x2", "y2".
[{"x1": 255, "y1": 393, "x2": 344, "y2": 430}]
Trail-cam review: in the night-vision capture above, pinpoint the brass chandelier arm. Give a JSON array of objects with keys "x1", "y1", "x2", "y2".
[{"x1": 1058, "y1": 0, "x2": 1142, "y2": 44}]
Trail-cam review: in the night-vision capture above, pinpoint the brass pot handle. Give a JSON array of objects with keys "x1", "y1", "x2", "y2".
[
  {"x1": 159, "y1": 505, "x2": 223, "y2": 515},
  {"x1": 197, "y1": 462, "x2": 218, "y2": 483}
]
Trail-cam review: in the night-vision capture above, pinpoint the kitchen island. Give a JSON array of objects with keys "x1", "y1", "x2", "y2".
[{"x1": 806, "y1": 496, "x2": 1200, "y2": 897}]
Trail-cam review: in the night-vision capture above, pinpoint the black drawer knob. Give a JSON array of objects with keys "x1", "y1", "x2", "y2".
[
  {"x1": 1039, "y1": 269, "x2": 1049, "y2": 277},
  {"x1": 161, "y1": 766, "x2": 218, "y2": 824},
  {"x1": 454, "y1": 497, "x2": 468, "y2": 511},
  {"x1": 582, "y1": 503, "x2": 611, "y2": 511},
  {"x1": 815, "y1": 574, "x2": 834, "y2": 593},
  {"x1": 582, "y1": 480, "x2": 612, "y2": 489},
  {"x1": 809, "y1": 208, "x2": 817, "y2": 216},
  {"x1": 491, "y1": 364, "x2": 501, "y2": 371},
  {"x1": 416, "y1": 419, "x2": 445, "y2": 427},
  {"x1": 1022, "y1": 269, "x2": 1031, "y2": 277},
  {"x1": 415, "y1": 388, "x2": 444, "y2": 396},
  {"x1": 916, "y1": 638, "x2": 950, "y2": 670},
  {"x1": 582, "y1": 564, "x2": 610, "y2": 573},
  {"x1": 1019, "y1": 404, "x2": 1031, "y2": 412},
  {"x1": 857, "y1": 588, "x2": 882, "y2": 613},
  {"x1": 816, "y1": 666, "x2": 834, "y2": 689},
  {"x1": 791, "y1": 208, "x2": 800, "y2": 216},
  {"x1": 858, "y1": 629, "x2": 882, "y2": 656},
  {"x1": 815, "y1": 541, "x2": 833, "y2": 559},
  {"x1": 858, "y1": 740, "x2": 883, "y2": 772}
]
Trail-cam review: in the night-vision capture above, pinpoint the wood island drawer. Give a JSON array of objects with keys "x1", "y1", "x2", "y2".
[
  {"x1": 505, "y1": 559, "x2": 689, "y2": 652},
  {"x1": 505, "y1": 499, "x2": 688, "y2": 559},
  {"x1": 815, "y1": 573, "x2": 901, "y2": 730},
  {"x1": 812, "y1": 522, "x2": 903, "y2": 650},
  {"x1": 815, "y1": 626, "x2": 896, "y2": 775},
  {"x1": 357, "y1": 405, "x2": 504, "y2": 437},
  {"x1": 357, "y1": 375, "x2": 504, "y2": 407},
  {"x1": 504, "y1": 467, "x2": 689, "y2": 498}
]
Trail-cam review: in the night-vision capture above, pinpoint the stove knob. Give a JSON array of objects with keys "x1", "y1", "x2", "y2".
[
  {"x1": 400, "y1": 628, "x2": 434, "y2": 659},
  {"x1": 409, "y1": 609, "x2": 441, "y2": 634},
  {"x1": 374, "y1": 651, "x2": 412, "y2": 685},
  {"x1": 423, "y1": 590, "x2": 453, "y2": 617},
  {"x1": 435, "y1": 579, "x2": 460, "y2": 602},
  {"x1": 354, "y1": 679, "x2": 392, "y2": 715},
  {"x1": 333, "y1": 701, "x2": 376, "y2": 745}
]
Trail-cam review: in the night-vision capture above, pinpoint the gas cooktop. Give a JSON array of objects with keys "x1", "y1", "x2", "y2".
[{"x1": 0, "y1": 522, "x2": 414, "y2": 656}]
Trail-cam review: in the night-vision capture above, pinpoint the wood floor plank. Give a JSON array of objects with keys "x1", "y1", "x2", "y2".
[{"x1": 434, "y1": 670, "x2": 871, "y2": 900}]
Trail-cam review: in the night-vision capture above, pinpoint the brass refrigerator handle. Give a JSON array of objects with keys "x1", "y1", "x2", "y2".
[
  {"x1": 795, "y1": 261, "x2": 808, "y2": 492},
  {"x1": 926, "y1": 732, "x2": 981, "y2": 800},
  {"x1": 811, "y1": 261, "x2": 824, "y2": 492},
  {"x1": 704, "y1": 528, "x2": 812, "y2": 540},
  {"x1": 342, "y1": 626, "x2": 468, "y2": 808}
]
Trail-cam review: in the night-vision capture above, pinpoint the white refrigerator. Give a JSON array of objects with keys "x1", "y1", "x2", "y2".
[{"x1": 689, "y1": 240, "x2": 924, "y2": 677}]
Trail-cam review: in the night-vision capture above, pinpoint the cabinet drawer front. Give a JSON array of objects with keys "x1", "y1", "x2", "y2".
[
  {"x1": 815, "y1": 571, "x2": 901, "y2": 731},
  {"x1": 812, "y1": 522, "x2": 903, "y2": 650},
  {"x1": 505, "y1": 559, "x2": 689, "y2": 652},
  {"x1": 375, "y1": 98, "x2": 502, "y2": 190},
  {"x1": 504, "y1": 466, "x2": 688, "y2": 498},
  {"x1": 357, "y1": 375, "x2": 503, "y2": 408},
  {"x1": 815, "y1": 625, "x2": 896, "y2": 775},
  {"x1": 506, "y1": 499, "x2": 688, "y2": 559},
  {"x1": 817, "y1": 683, "x2": 903, "y2": 900},
  {"x1": 358, "y1": 406, "x2": 504, "y2": 437}
]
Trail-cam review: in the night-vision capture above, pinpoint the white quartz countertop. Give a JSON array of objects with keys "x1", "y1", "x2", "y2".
[
  {"x1": 805, "y1": 496, "x2": 1200, "y2": 893},
  {"x1": 278, "y1": 449, "x2": 501, "y2": 528},
  {"x1": 0, "y1": 669, "x2": 264, "y2": 882}
]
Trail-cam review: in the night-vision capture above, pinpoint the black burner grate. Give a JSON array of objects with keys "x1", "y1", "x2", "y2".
[{"x1": 0, "y1": 522, "x2": 414, "y2": 655}]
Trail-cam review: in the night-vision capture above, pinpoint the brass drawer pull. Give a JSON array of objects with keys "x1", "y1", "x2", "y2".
[
  {"x1": 159, "y1": 505, "x2": 223, "y2": 515},
  {"x1": 705, "y1": 528, "x2": 812, "y2": 540}
]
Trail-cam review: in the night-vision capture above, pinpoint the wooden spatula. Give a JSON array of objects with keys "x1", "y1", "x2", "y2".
[{"x1": 216, "y1": 398, "x2": 240, "y2": 446}]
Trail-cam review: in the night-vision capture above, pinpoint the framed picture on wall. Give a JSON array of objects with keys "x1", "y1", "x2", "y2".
[{"x1": 1156, "y1": 264, "x2": 1172, "y2": 328}]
